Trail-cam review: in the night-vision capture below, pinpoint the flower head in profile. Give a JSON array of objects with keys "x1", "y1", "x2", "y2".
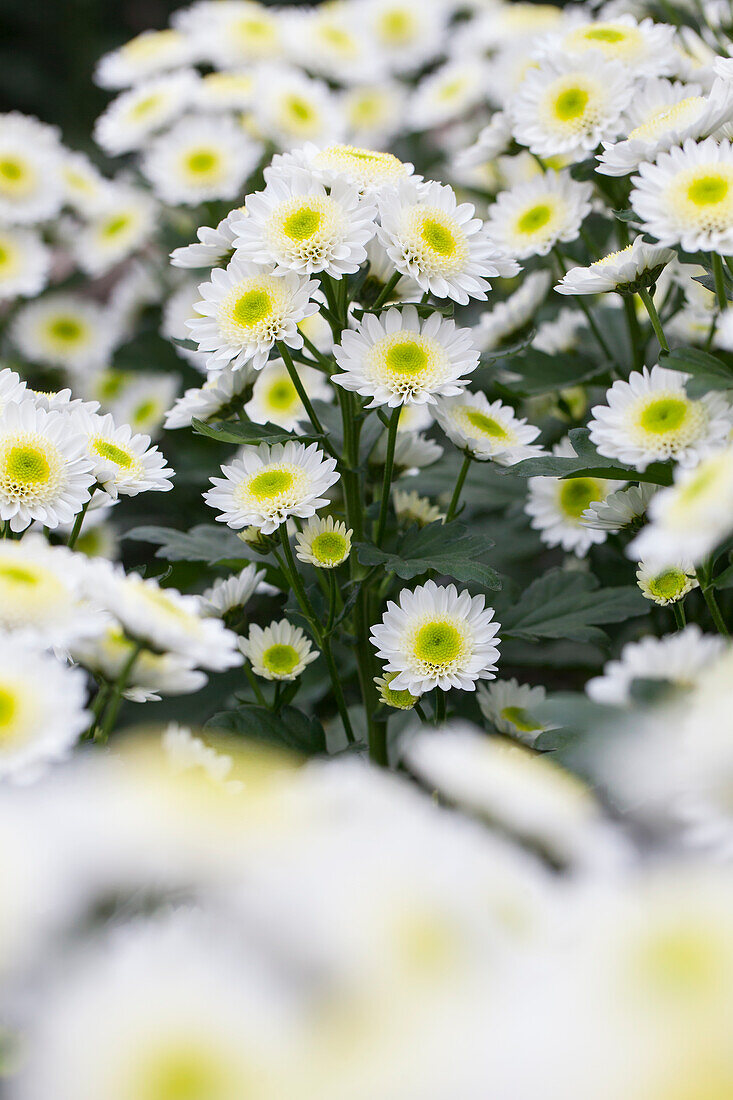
[
  {"x1": 435, "y1": 392, "x2": 541, "y2": 465},
  {"x1": 334, "y1": 305, "x2": 479, "y2": 408},
  {"x1": 72, "y1": 409, "x2": 174, "y2": 499},
  {"x1": 163, "y1": 366, "x2": 252, "y2": 431},
  {"x1": 295, "y1": 514, "x2": 352, "y2": 569},
  {"x1": 170, "y1": 212, "x2": 240, "y2": 270},
  {"x1": 556, "y1": 237, "x2": 675, "y2": 296},
  {"x1": 199, "y1": 563, "x2": 274, "y2": 619},
  {"x1": 392, "y1": 488, "x2": 444, "y2": 528},
  {"x1": 636, "y1": 560, "x2": 699, "y2": 606},
  {"x1": 204, "y1": 440, "x2": 339, "y2": 534},
  {"x1": 292, "y1": 142, "x2": 414, "y2": 194},
  {"x1": 580, "y1": 482, "x2": 657, "y2": 531},
  {"x1": 477, "y1": 677, "x2": 550, "y2": 744},
  {"x1": 586, "y1": 626, "x2": 723, "y2": 705},
  {"x1": 486, "y1": 171, "x2": 592, "y2": 260},
  {"x1": 374, "y1": 671, "x2": 418, "y2": 710},
  {"x1": 240, "y1": 618, "x2": 317, "y2": 680},
  {"x1": 370, "y1": 579, "x2": 501, "y2": 694},
  {"x1": 377, "y1": 178, "x2": 519, "y2": 305}
]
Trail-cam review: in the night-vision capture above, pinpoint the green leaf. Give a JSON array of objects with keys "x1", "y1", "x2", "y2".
[
  {"x1": 192, "y1": 417, "x2": 319, "y2": 446},
  {"x1": 126, "y1": 524, "x2": 248, "y2": 565},
  {"x1": 501, "y1": 349, "x2": 605, "y2": 395},
  {"x1": 506, "y1": 428, "x2": 674, "y2": 485},
  {"x1": 355, "y1": 521, "x2": 501, "y2": 589},
  {"x1": 659, "y1": 346, "x2": 733, "y2": 395},
  {"x1": 480, "y1": 328, "x2": 536, "y2": 362},
  {"x1": 206, "y1": 704, "x2": 327, "y2": 755},
  {"x1": 713, "y1": 562, "x2": 733, "y2": 589},
  {"x1": 500, "y1": 569, "x2": 647, "y2": 644},
  {"x1": 613, "y1": 208, "x2": 640, "y2": 223}
]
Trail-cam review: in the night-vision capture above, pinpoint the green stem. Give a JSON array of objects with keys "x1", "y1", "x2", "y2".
[
  {"x1": 375, "y1": 406, "x2": 401, "y2": 547},
  {"x1": 434, "y1": 690, "x2": 446, "y2": 725},
  {"x1": 445, "y1": 453, "x2": 472, "y2": 522},
  {"x1": 325, "y1": 569, "x2": 338, "y2": 634},
  {"x1": 370, "y1": 271, "x2": 400, "y2": 312},
  {"x1": 67, "y1": 492, "x2": 94, "y2": 550},
  {"x1": 321, "y1": 639, "x2": 355, "y2": 744},
  {"x1": 95, "y1": 641, "x2": 144, "y2": 743},
  {"x1": 712, "y1": 252, "x2": 728, "y2": 312},
  {"x1": 637, "y1": 285, "x2": 669, "y2": 353},
  {"x1": 85, "y1": 680, "x2": 111, "y2": 740},
  {"x1": 672, "y1": 601, "x2": 686, "y2": 631},
  {"x1": 277, "y1": 342, "x2": 330, "y2": 446},
  {"x1": 415, "y1": 702, "x2": 428, "y2": 723},
  {"x1": 300, "y1": 332, "x2": 334, "y2": 373},
  {"x1": 701, "y1": 579, "x2": 730, "y2": 637},
  {"x1": 553, "y1": 247, "x2": 618, "y2": 367},
  {"x1": 724, "y1": 255, "x2": 733, "y2": 281},
  {"x1": 243, "y1": 663, "x2": 267, "y2": 707}
]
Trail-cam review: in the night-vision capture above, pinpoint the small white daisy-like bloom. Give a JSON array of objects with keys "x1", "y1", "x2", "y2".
[
  {"x1": 378, "y1": 178, "x2": 519, "y2": 305},
  {"x1": 72, "y1": 187, "x2": 157, "y2": 277},
  {"x1": 361, "y1": 237, "x2": 422, "y2": 304},
  {"x1": 71, "y1": 410, "x2": 174, "y2": 500},
  {"x1": 333, "y1": 305, "x2": 479, "y2": 409},
  {"x1": 60, "y1": 150, "x2": 111, "y2": 213},
  {"x1": 196, "y1": 70, "x2": 256, "y2": 113},
  {"x1": 477, "y1": 677, "x2": 550, "y2": 744},
  {"x1": 588, "y1": 364, "x2": 733, "y2": 472},
  {"x1": 106, "y1": 373, "x2": 179, "y2": 440},
  {"x1": 181, "y1": 0, "x2": 285, "y2": 68},
  {"x1": 580, "y1": 481, "x2": 657, "y2": 531},
  {"x1": 0, "y1": 112, "x2": 64, "y2": 225},
  {"x1": 295, "y1": 514, "x2": 352, "y2": 569},
  {"x1": 0, "y1": 225, "x2": 50, "y2": 300},
  {"x1": 291, "y1": 142, "x2": 414, "y2": 196},
  {"x1": 251, "y1": 64, "x2": 344, "y2": 151},
  {"x1": 586, "y1": 625, "x2": 725, "y2": 706},
  {"x1": 536, "y1": 15, "x2": 679, "y2": 78},
  {"x1": 598, "y1": 75, "x2": 733, "y2": 177},
  {"x1": 373, "y1": 427, "x2": 444, "y2": 473},
  {"x1": 285, "y1": 6, "x2": 376, "y2": 85},
  {"x1": 342, "y1": 83, "x2": 407, "y2": 149},
  {"x1": 199, "y1": 563, "x2": 273, "y2": 619},
  {"x1": 456, "y1": 114, "x2": 513, "y2": 171},
  {"x1": 162, "y1": 723, "x2": 242, "y2": 789},
  {"x1": 408, "y1": 58, "x2": 489, "y2": 130},
  {"x1": 162, "y1": 278, "x2": 209, "y2": 369},
  {"x1": 29, "y1": 388, "x2": 100, "y2": 416},
  {"x1": 240, "y1": 618, "x2": 318, "y2": 681},
  {"x1": 434, "y1": 391, "x2": 542, "y2": 465},
  {"x1": 95, "y1": 566, "x2": 243, "y2": 672},
  {"x1": 534, "y1": 308, "x2": 587, "y2": 354},
  {"x1": 636, "y1": 560, "x2": 699, "y2": 605},
  {"x1": 629, "y1": 444, "x2": 733, "y2": 565},
  {"x1": 0, "y1": 400, "x2": 95, "y2": 532},
  {"x1": 71, "y1": 626, "x2": 206, "y2": 703},
  {"x1": 374, "y1": 671, "x2": 418, "y2": 710},
  {"x1": 142, "y1": 114, "x2": 261, "y2": 206},
  {"x1": 187, "y1": 257, "x2": 319, "y2": 373},
  {"x1": 204, "y1": 440, "x2": 339, "y2": 534},
  {"x1": 392, "y1": 487, "x2": 444, "y2": 527},
  {"x1": 94, "y1": 27, "x2": 197, "y2": 88},
  {"x1": 93, "y1": 69, "x2": 200, "y2": 155},
  {"x1": 364, "y1": 0, "x2": 446, "y2": 73},
  {"x1": 170, "y1": 211, "x2": 240, "y2": 269},
  {"x1": 486, "y1": 171, "x2": 592, "y2": 261},
  {"x1": 10, "y1": 293, "x2": 116, "y2": 375},
  {"x1": 510, "y1": 53, "x2": 634, "y2": 162},
  {"x1": 0, "y1": 639, "x2": 88, "y2": 782},
  {"x1": 245, "y1": 358, "x2": 331, "y2": 432},
  {"x1": 0, "y1": 366, "x2": 27, "y2": 415},
  {"x1": 473, "y1": 270, "x2": 551, "y2": 353},
  {"x1": 232, "y1": 171, "x2": 376, "y2": 277},
  {"x1": 556, "y1": 236, "x2": 675, "y2": 296},
  {"x1": 525, "y1": 438, "x2": 616, "y2": 556},
  {"x1": 630, "y1": 136, "x2": 733, "y2": 252},
  {"x1": 0, "y1": 534, "x2": 103, "y2": 647},
  {"x1": 370, "y1": 579, "x2": 501, "y2": 694},
  {"x1": 163, "y1": 366, "x2": 251, "y2": 430}
]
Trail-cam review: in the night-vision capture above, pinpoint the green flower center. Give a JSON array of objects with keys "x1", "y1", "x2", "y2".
[
  {"x1": 639, "y1": 397, "x2": 688, "y2": 434},
  {"x1": 639, "y1": 928, "x2": 718, "y2": 997},
  {"x1": 139, "y1": 1046, "x2": 232, "y2": 1100},
  {"x1": 282, "y1": 207, "x2": 322, "y2": 242},
  {"x1": 517, "y1": 203, "x2": 552, "y2": 234},
  {"x1": 414, "y1": 621, "x2": 462, "y2": 664},
  {"x1": 262, "y1": 643, "x2": 299, "y2": 675},
  {"x1": 186, "y1": 151, "x2": 219, "y2": 175},
  {"x1": 554, "y1": 87, "x2": 589, "y2": 121},
  {"x1": 132, "y1": 399, "x2": 158, "y2": 426},
  {"x1": 286, "y1": 95, "x2": 314, "y2": 123},
  {"x1": 48, "y1": 317, "x2": 83, "y2": 342},
  {"x1": 687, "y1": 174, "x2": 729, "y2": 206},
  {"x1": 233, "y1": 289, "x2": 272, "y2": 326},
  {"x1": 559, "y1": 477, "x2": 604, "y2": 518},
  {"x1": 130, "y1": 94, "x2": 162, "y2": 120},
  {"x1": 0, "y1": 686, "x2": 16, "y2": 732},
  {"x1": 311, "y1": 530, "x2": 347, "y2": 563},
  {"x1": 101, "y1": 214, "x2": 131, "y2": 238},
  {"x1": 93, "y1": 439, "x2": 133, "y2": 468},
  {"x1": 4, "y1": 445, "x2": 50, "y2": 485},
  {"x1": 248, "y1": 468, "x2": 293, "y2": 499},
  {"x1": 421, "y1": 219, "x2": 456, "y2": 256},
  {"x1": 583, "y1": 26, "x2": 625, "y2": 42},
  {"x1": 648, "y1": 568, "x2": 687, "y2": 601},
  {"x1": 0, "y1": 159, "x2": 25, "y2": 185},
  {"x1": 266, "y1": 380, "x2": 296, "y2": 410},
  {"x1": 380, "y1": 10, "x2": 412, "y2": 41},
  {"x1": 385, "y1": 340, "x2": 428, "y2": 375},
  {"x1": 0, "y1": 564, "x2": 38, "y2": 585},
  {"x1": 500, "y1": 705, "x2": 541, "y2": 733},
  {"x1": 464, "y1": 410, "x2": 508, "y2": 439}
]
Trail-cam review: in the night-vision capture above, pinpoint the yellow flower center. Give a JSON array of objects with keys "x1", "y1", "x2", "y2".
[
  {"x1": 47, "y1": 317, "x2": 84, "y2": 344},
  {"x1": 688, "y1": 174, "x2": 729, "y2": 206},
  {"x1": 565, "y1": 22, "x2": 643, "y2": 58},
  {"x1": 0, "y1": 563, "x2": 38, "y2": 586},
  {"x1": 559, "y1": 477, "x2": 604, "y2": 518},
  {"x1": 265, "y1": 379, "x2": 297, "y2": 411},
  {"x1": 233, "y1": 289, "x2": 273, "y2": 327},
  {"x1": 414, "y1": 621, "x2": 462, "y2": 664},
  {"x1": 129, "y1": 94, "x2": 163, "y2": 121},
  {"x1": 262, "y1": 643, "x2": 299, "y2": 676},
  {"x1": 284, "y1": 95, "x2": 315, "y2": 125},
  {"x1": 0, "y1": 685, "x2": 17, "y2": 736},
  {"x1": 639, "y1": 396, "x2": 688, "y2": 434},
  {"x1": 101, "y1": 213, "x2": 131, "y2": 239},
  {"x1": 465, "y1": 410, "x2": 509, "y2": 439},
  {"x1": 247, "y1": 468, "x2": 294, "y2": 500},
  {"x1": 670, "y1": 166, "x2": 733, "y2": 233},
  {"x1": 92, "y1": 439, "x2": 134, "y2": 468},
  {"x1": 420, "y1": 218, "x2": 456, "y2": 257},
  {"x1": 648, "y1": 568, "x2": 687, "y2": 601},
  {"x1": 517, "y1": 202, "x2": 553, "y2": 235},
  {"x1": 553, "y1": 87, "x2": 589, "y2": 121},
  {"x1": 379, "y1": 9, "x2": 415, "y2": 43},
  {"x1": 385, "y1": 340, "x2": 429, "y2": 375},
  {"x1": 500, "y1": 705, "x2": 541, "y2": 733},
  {"x1": 4, "y1": 445, "x2": 50, "y2": 485},
  {"x1": 185, "y1": 150, "x2": 220, "y2": 176},
  {"x1": 311, "y1": 530, "x2": 347, "y2": 564},
  {"x1": 282, "y1": 206, "x2": 322, "y2": 242},
  {"x1": 0, "y1": 158, "x2": 31, "y2": 196}
]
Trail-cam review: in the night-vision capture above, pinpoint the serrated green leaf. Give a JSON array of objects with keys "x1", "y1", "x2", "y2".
[
  {"x1": 355, "y1": 521, "x2": 501, "y2": 589},
  {"x1": 480, "y1": 328, "x2": 536, "y2": 363},
  {"x1": 500, "y1": 569, "x2": 647, "y2": 644},
  {"x1": 660, "y1": 346, "x2": 733, "y2": 395},
  {"x1": 206, "y1": 704, "x2": 327, "y2": 755},
  {"x1": 193, "y1": 417, "x2": 318, "y2": 446},
  {"x1": 126, "y1": 524, "x2": 249, "y2": 565},
  {"x1": 506, "y1": 428, "x2": 674, "y2": 485}
]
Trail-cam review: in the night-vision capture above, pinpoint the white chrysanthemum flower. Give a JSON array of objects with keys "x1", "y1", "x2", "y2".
[
  {"x1": 525, "y1": 438, "x2": 616, "y2": 556},
  {"x1": 170, "y1": 211, "x2": 240, "y2": 269},
  {"x1": 251, "y1": 65, "x2": 344, "y2": 150},
  {"x1": 71, "y1": 410, "x2": 174, "y2": 500},
  {"x1": 95, "y1": 566, "x2": 242, "y2": 671},
  {"x1": 392, "y1": 487, "x2": 444, "y2": 527},
  {"x1": 364, "y1": 0, "x2": 446, "y2": 73},
  {"x1": 581, "y1": 481, "x2": 657, "y2": 531},
  {"x1": 196, "y1": 70, "x2": 256, "y2": 112},
  {"x1": 105, "y1": 374, "x2": 179, "y2": 440},
  {"x1": 205, "y1": 440, "x2": 339, "y2": 534},
  {"x1": 29, "y1": 388, "x2": 100, "y2": 415},
  {"x1": 180, "y1": 0, "x2": 285, "y2": 68},
  {"x1": 588, "y1": 364, "x2": 733, "y2": 471},
  {"x1": 199, "y1": 563, "x2": 273, "y2": 619},
  {"x1": 408, "y1": 58, "x2": 489, "y2": 130},
  {"x1": 232, "y1": 172, "x2": 376, "y2": 276},
  {"x1": 360, "y1": 237, "x2": 422, "y2": 305},
  {"x1": 377, "y1": 178, "x2": 519, "y2": 305},
  {"x1": 290, "y1": 142, "x2": 414, "y2": 195},
  {"x1": 370, "y1": 579, "x2": 501, "y2": 694},
  {"x1": 295, "y1": 514, "x2": 352, "y2": 569},
  {"x1": 536, "y1": 15, "x2": 679, "y2": 78},
  {"x1": 629, "y1": 444, "x2": 733, "y2": 565},
  {"x1": 556, "y1": 237, "x2": 675, "y2": 296},
  {"x1": 587, "y1": 625, "x2": 724, "y2": 705},
  {"x1": 456, "y1": 114, "x2": 513, "y2": 171},
  {"x1": 0, "y1": 226, "x2": 50, "y2": 300},
  {"x1": 598, "y1": 76, "x2": 733, "y2": 176},
  {"x1": 72, "y1": 625, "x2": 206, "y2": 703},
  {"x1": 285, "y1": 7, "x2": 376, "y2": 85},
  {"x1": 372, "y1": 428, "x2": 444, "y2": 472},
  {"x1": 0, "y1": 112, "x2": 64, "y2": 225},
  {"x1": 245, "y1": 358, "x2": 331, "y2": 432},
  {"x1": 164, "y1": 366, "x2": 251, "y2": 431},
  {"x1": 0, "y1": 534, "x2": 103, "y2": 647},
  {"x1": 61, "y1": 150, "x2": 111, "y2": 213},
  {"x1": 93, "y1": 70, "x2": 200, "y2": 155},
  {"x1": 434, "y1": 392, "x2": 541, "y2": 465},
  {"x1": 333, "y1": 305, "x2": 479, "y2": 409},
  {"x1": 473, "y1": 271, "x2": 551, "y2": 353},
  {"x1": 477, "y1": 677, "x2": 549, "y2": 744},
  {"x1": 630, "y1": 136, "x2": 733, "y2": 252},
  {"x1": 374, "y1": 671, "x2": 418, "y2": 710},
  {"x1": 486, "y1": 171, "x2": 592, "y2": 260},
  {"x1": 636, "y1": 560, "x2": 699, "y2": 605},
  {"x1": 533, "y1": 307, "x2": 587, "y2": 354},
  {"x1": 0, "y1": 367, "x2": 27, "y2": 415},
  {"x1": 94, "y1": 28, "x2": 198, "y2": 88},
  {"x1": 10, "y1": 294, "x2": 116, "y2": 375},
  {"x1": 161, "y1": 278, "x2": 209, "y2": 369},
  {"x1": 342, "y1": 83, "x2": 407, "y2": 149},
  {"x1": 187, "y1": 257, "x2": 319, "y2": 373},
  {"x1": 142, "y1": 114, "x2": 261, "y2": 206},
  {"x1": 511, "y1": 53, "x2": 634, "y2": 162},
  {"x1": 72, "y1": 187, "x2": 157, "y2": 277},
  {"x1": 0, "y1": 401, "x2": 95, "y2": 532},
  {"x1": 240, "y1": 618, "x2": 318, "y2": 681},
  {"x1": 0, "y1": 640, "x2": 88, "y2": 781}
]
